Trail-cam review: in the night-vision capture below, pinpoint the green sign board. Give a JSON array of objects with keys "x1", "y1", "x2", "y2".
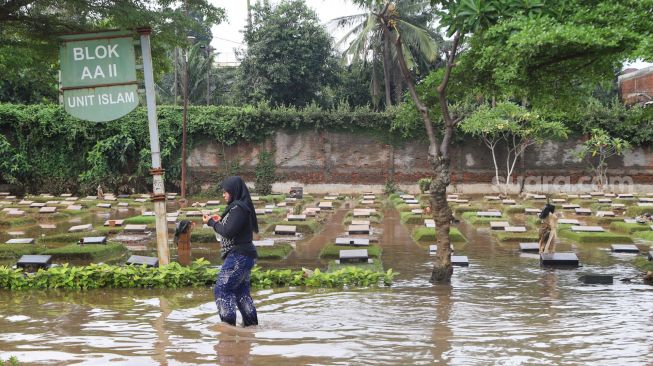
[{"x1": 59, "y1": 31, "x2": 138, "y2": 122}]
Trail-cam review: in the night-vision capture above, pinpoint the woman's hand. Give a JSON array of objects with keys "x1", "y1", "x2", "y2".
[{"x1": 202, "y1": 214, "x2": 210, "y2": 224}]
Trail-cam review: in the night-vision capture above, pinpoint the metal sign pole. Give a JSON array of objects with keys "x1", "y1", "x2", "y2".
[{"x1": 138, "y1": 27, "x2": 169, "y2": 265}]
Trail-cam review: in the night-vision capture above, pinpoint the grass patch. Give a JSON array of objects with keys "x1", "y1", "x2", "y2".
[
  {"x1": 327, "y1": 260, "x2": 383, "y2": 273},
  {"x1": 461, "y1": 211, "x2": 506, "y2": 225},
  {"x1": 190, "y1": 229, "x2": 217, "y2": 243},
  {"x1": 494, "y1": 231, "x2": 539, "y2": 242},
  {"x1": 633, "y1": 256, "x2": 653, "y2": 272},
  {"x1": 453, "y1": 205, "x2": 482, "y2": 216},
  {"x1": 411, "y1": 227, "x2": 466, "y2": 243},
  {"x1": 257, "y1": 243, "x2": 293, "y2": 259},
  {"x1": 502, "y1": 205, "x2": 526, "y2": 215},
  {"x1": 42, "y1": 243, "x2": 127, "y2": 261},
  {"x1": 609, "y1": 222, "x2": 651, "y2": 234},
  {"x1": 625, "y1": 206, "x2": 653, "y2": 217},
  {"x1": 37, "y1": 227, "x2": 122, "y2": 244},
  {"x1": 266, "y1": 220, "x2": 320, "y2": 234},
  {"x1": 0, "y1": 243, "x2": 46, "y2": 260},
  {"x1": 124, "y1": 215, "x2": 157, "y2": 224},
  {"x1": 634, "y1": 231, "x2": 653, "y2": 241},
  {"x1": 558, "y1": 228, "x2": 633, "y2": 243},
  {"x1": 400, "y1": 212, "x2": 426, "y2": 225},
  {"x1": 0, "y1": 216, "x2": 37, "y2": 227},
  {"x1": 343, "y1": 215, "x2": 382, "y2": 225},
  {"x1": 319, "y1": 244, "x2": 382, "y2": 259}
]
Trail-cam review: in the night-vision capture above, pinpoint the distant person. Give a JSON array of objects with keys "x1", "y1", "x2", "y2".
[
  {"x1": 538, "y1": 203, "x2": 559, "y2": 253},
  {"x1": 96, "y1": 184, "x2": 104, "y2": 200},
  {"x1": 635, "y1": 212, "x2": 652, "y2": 224},
  {"x1": 203, "y1": 176, "x2": 259, "y2": 327}
]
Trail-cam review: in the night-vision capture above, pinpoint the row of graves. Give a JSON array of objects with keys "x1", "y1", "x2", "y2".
[
  {"x1": 0, "y1": 191, "x2": 182, "y2": 270},
  {"x1": 392, "y1": 193, "x2": 470, "y2": 267},
  {"x1": 449, "y1": 191, "x2": 653, "y2": 282},
  {"x1": 317, "y1": 193, "x2": 385, "y2": 271}
]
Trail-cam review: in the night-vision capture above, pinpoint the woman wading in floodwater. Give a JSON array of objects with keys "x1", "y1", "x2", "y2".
[
  {"x1": 203, "y1": 176, "x2": 259, "y2": 327},
  {"x1": 538, "y1": 203, "x2": 559, "y2": 253}
]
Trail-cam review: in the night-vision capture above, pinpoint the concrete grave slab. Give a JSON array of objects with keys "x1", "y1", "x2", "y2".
[
  {"x1": 552, "y1": 199, "x2": 566, "y2": 203},
  {"x1": 525, "y1": 208, "x2": 541, "y2": 215},
  {"x1": 17, "y1": 255, "x2": 52, "y2": 270},
  {"x1": 610, "y1": 244, "x2": 640, "y2": 253},
  {"x1": 275, "y1": 225, "x2": 297, "y2": 235},
  {"x1": 361, "y1": 200, "x2": 375, "y2": 205},
  {"x1": 575, "y1": 208, "x2": 592, "y2": 215},
  {"x1": 134, "y1": 198, "x2": 148, "y2": 203},
  {"x1": 104, "y1": 219, "x2": 124, "y2": 226},
  {"x1": 351, "y1": 220, "x2": 370, "y2": 226},
  {"x1": 559, "y1": 219, "x2": 581, "y2": 225},
  {"x1": 339, "y1": 249, "x2": 369, "y2": 263},
  {"x1": 82, "y1": 236, "x2": 107, "y2": 244},
  {"x1": 540, "y1": 252, "x2": 579, "y2": 267},
  {"x1": 363, "y1": 195, "x2": 376, "y2": 200},
  {"x1": 490, "y1": 221, "x2": 510, "y2": 230},
  {"x1": 7, "y1": 210, "x2": 25, "y2": 216},
  {"x1": 400, "y1": 195, "x2": 415, "y2": 200},
  {"x1": 7, "y1": 231, "x2": 25, "y2": 236},
  {"x1": 335, "y1": 237, "x2": 369, "y2": 246},
  {"x1": 253, "y1": 239, "x2": 274, "y2": 247},
  {"x1": 598, "y1": 198, "x2": 612, "y2": 203},
  {"x1": 185, "y1": 211, "x2": 203, "y2": 217},
  {"x1": 411, "y1": 209, "x2": 424, "y2": 214},
  {"x1": 617, "y1": 193, "x2": 634, "y2": 199},
  {"x1": 276, "y1": 202, "x2": 287, "y2": 207},
  {"x1": 579, "y1": 274, "x2": 613, "y2": 284},
  {"x1": 142, "y1": 211, "x2": 155, "y2": 216},
  {"x1": 562, "y1": 204, "x2": 580, "y2": 209},
  {"x1": 118, "y1": 202, "x2": 129, "y2": 207},
  {"x1": 65, "y1": 197, "x2": 79, "y2": 201},
  {"x1": 287, "y1": 214, "x2": 306, "y2": 221},
  {"x1": 424, "y1": 219, "x2": 435, "y2": 228},
  {"x1": 69, "y1": 224, "x2": 93, "y2": 232},
  {"x1": 126, "y1": 255, "x2": 158, "y2": 267},
  {"x1": 404, "y1": 199, "x2": 419, "y2": 204},
  {"x1": 579, "y1": 194, "x2": 592, "y2": 199},
  {"x1": 484, "y1": 196, "x2": 501, "y2": 201},
  {"x1": 255, "y1": 209, "x2": 266, "y2": 215},
  {"x1": 30, "y1": 202, "x2": 46, "y2": 208},
  {"x1": 571, "y1": 226, "x2": 604, "y2": 232},
  {"x1": 84, "y1": 196, "x2": 98, "y2": 200},
  {"x1": 348, "y1": 224, "x2": 370, "y2": 234},
  {"x1": 476, "y1": 211, "x2": 502, "y2": 217},
  {"x1": 206, "y1": 200, "x2": 221, "y2": 206},
  {"x1": 519, "y1": 242, "x2": 540, "y2": 252},
  {"x1": 451, "y1": 256, "x2": 469, "y2": 267},
  {"x1": 324, "y1": 196, "x2": 338, "y2": 200},
  {"x1": 96, "y1": 203, "x2": 112, "y2": 208},
  {"x1": 39, "y1": 206, "x2": 57, "y2": 213},
  {"x1": 66, "y1": 205, "x2": 83, "y2": 211},
  {"x1": 637, "y1": 202, "x2": 653, "y2": 207},
  {"x1": 502, "y1": 199, "x2": 517, "y2": 205},
  {"x1": 504, "y1": 226, "x2": 527, "y2": 232},
  {"x1": 596, "y1": 211, "x2": 615, "y2": 217},
  {"x1": 318, "y1": 201, "x2": 334, "y2": 209},
  {"x1": 124, "y1": 224, "x2": 147, "y2": 232},
  {"x1": 6, "y1": 238, "x2": 34, "y2": 244}
]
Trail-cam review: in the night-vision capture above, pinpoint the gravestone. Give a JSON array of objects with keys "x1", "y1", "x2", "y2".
[
  {"x1": 637, "y1": 202, "x2": 653, "y2": 207},
  {"x1": 566, "y1": 194, "x2": 579, "y2": 199},
  {"x1": 605, "y1": 193, "x2": 616, "y2": 198},
  {"x1": 447, "y1": 194, "x2": 459, "y2": 200},
  {"x1": 134, "y1": 198, "x2": 147, "y2": 203},
  {"x1": 104, "y1": 219, "x2": 124, "y2": 226},
  {"x1": 84, "y1": 196, "x2": 98, "y2": 200},
  {"x1": 618, "y1": 193, "x2": 634, "y2": 199},
  {"x1": 411, "y1": 209, "x2": 424, "y2": 214},
  {"x1": 7, "y1": 210, "x2": 25, "y2": 216},
  {"x1": 477, "y1": 211, "x2": 502, "y2": 217},
  {"x1": 429, "y1": 244, "x2": 454, "y2": 254},
  {"x1": 287, "y1": 214, "x2": 306, "y2": 221},
  {"x1": 579, "y1": 194, "x2": 592, "y2": 199},
  {"x1": 519, "y1": 242, "x2": 540, "y2": 252},
  {"x1": 276, "y1": 202, "x2": 287, "y2": 207},
  {"x1": 611, "y1": 203, "x2": 626, "y2": 209},
  {"x1": 66, "y1": 205, "x2": 83, "y2": 211},
  {"x1": 39, "y1": 206, "x2": 57, "y2": 214},
  {"x1": 504, "y1": 226, "x2": 527, "y2": 232},
  {"x1": 17, "y1": 255, "x2": 52, "y2": 271},
  {"x1": 563, "y1": 204, "x2": 580, "y2": 210},
  {"x1": 610, "y1": 244, "x2": 640, "y2": 253},
  {"x1": 348, "y1": 224, "x2": 370, "y2": 235},
  {"x1": 251, "y1": 196, "x2": 260, "y2": 202},
  {"x1": 525, "y1": 208, "x2": 541, "y2": 215},
  {"x1": 540, "y1": 252, "x2": 579, "y2": 267},
  {"x1": 324, "y1": 196, "x2": 338, "y2": 200},
  {"x1": 484, "y1": 196, "x2": 501, "y2": 201},
  {"x1": 253, "y1": 239, "x2": 274, "y2": 247},
  {"x1": 6, "y1": 238, "x2": 34, "y2": 244},
  {"x1": 125, "y1": 255, "x2": 158, "y2": 267},
  {"x1": 96, "y1": 203, "x2": 112, "y2": 208},
  {"x1": 590, "y1": 191, "x2": 604, "y2": 196},
  {"x1": 65, "y1": 197, "x2": 79, "y2": 201},
  {"x1": 363, "y1": 195, "x2": 375, "y2": 200},
  {"x1": 639, "y1": 197, "x2": 653, "y2": 203},
  {"x1": 404, "y1": 199, "x2": 419, "y2": 204},
  {"x1": 45, "y1": 201, "x2": 61, "y2": 205},
  {"x1": 339, "y1": 249, "x2": 369, "y2": 263},
  {"x1": 579, "y1": 274, "x2": 613, "y2": 285},
  {"x1": 82, "y1": 236, "x2": 107, "y2": 244},
  {"x1": 532, "y1": 195, "x2": 546, "y2": 200},
  {"x1": 451, "y1": 255, "x2": 469, "y2": 267},
  {"x1": 453, "y1": 199, "x2": 469, "y2": 204},
  {"x1": 318, "y1": 201, "x2": 334, "y2": 209},
  {"x1": 490, "y1": 221, "x2": 509, "y2": 230},
  {"x1": 424, "y1": 219, "x2": 436, "y2": 228},
  {"x1": 502, "y1": 199, "x2": 516, "y2": 205},
  {"x1": 8, "y1": 231, "x2": 24, "y2": 236},
  {"x1": 30, "y1": 202, "x2": 46, "y2": 208},
  {"x1": 574, "y1": 208, "x2": 592, "y2": 216},
  {"x1": 275, "y1": 225, "x2": 297, "y2": 235},
  {"x1": 69, "y1": 224, "x2": 93, "y2": 232},
  {"x1": 400, "y1": 195, "x2": 415, "y2": 200},
  {"x1": 118, "y1": 202, "x2": 129, "y2": 207},
  {"x1": 598, "y1": 198, "x2": 612, "y2": 203},
  {"x1": 118, "y1": 194, "x2": 131, "y2": 198},
  {"x1": 552, "y1": 198, "x2": 566, "y2": 203},
  {"x1": 142, "y1": 211, "x2": 155, "y2": 216},
  {"x1": 351, "y1": 220, "x2": 370, "y2": 226},
  {"x1": 571, "y1": 226, "x2": 604, "y2": 232},
  {"x1": 559, "y1": 219, "x2": 581, "y2": 225},
  {"x1": 353, "y1": 209, "x2": 372, "y2": 217},
  {"x1": 361, "y1": 200, "x2": 375, "y2": 205},
  {"x1": 18, "y1": 200, "x2": 33, "y2": 205},
  {"x1": 185, "y1": 211, "x2": 202, "y2": 217},
  {"x1": 39, "y1": 224, "x2": 56, "y2": 229},
  {"x1": 255, "y1": 209, "x2": 266, "y2": 215},
  {"x1": 335, "y1": 237, "x2": 369, "y2": 246},
  {"x1": 206, "y1": 200, "x2": 220, "y2": 206},
  {"x1": 124, "y1": 224, "x2": 147, "y2": 232},
  {"x1": 623, "y1": 218, "x2": 638, "y2": 224},
  {"x1": 596, "y1": 211, "x2": 615, "y2": 217}
]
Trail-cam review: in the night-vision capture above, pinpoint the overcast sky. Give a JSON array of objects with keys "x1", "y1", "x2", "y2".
[{"x1": 209, "y1": 0, "x2": 363, "y2": 65}]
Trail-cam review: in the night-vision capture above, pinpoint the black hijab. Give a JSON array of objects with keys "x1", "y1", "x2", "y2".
[
  {"x1": 539, "y1": 203, "x2": 555, "y2": 219},
  {"x1": 220, "y1": 176, "x2": 259, "y2": 233}
]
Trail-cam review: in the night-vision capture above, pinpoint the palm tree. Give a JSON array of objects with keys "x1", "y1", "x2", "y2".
[
  {"x1": 156, "y1": 43, "x2": 214, "y2": 105},
  {"x1": 331, "y1": 0, "x2": 440, "y2": 108}
]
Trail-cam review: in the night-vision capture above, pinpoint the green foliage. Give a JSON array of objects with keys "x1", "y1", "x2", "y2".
[
  {"x1": 0, "y1": 243, "x2": 45, "y2": 260},
  {"x1": 461, "y1": 211, "x2": 506, "y2": 225},
  {"x1": 383, "y1": 179, "x2": 398, "y2": 195},
  {"x1": 493, "y1": 231, "x2": 539, "y2": 242},
  {"x1": 123, "y1": 215, "x2": 157, "y2": 225},
  {"x1": 558, "y1": 228, "x2": 633, "y2": 244},
  {"x1": 609, "y1": 222, "x2": 651, "y2": 234},
  {"x1": 576, "y1": 128, "x2": 631, "y2": 189},
  {"x1": 0, "y1": 356, "x2": 19, "y2": 366},
  {"x1": 42, "y1": 243, "x2": 127, "y2": 261},
  {"x1": 0, "y1": 1, "x2": 226, "y2": 104},
  {"x1": 255, "y1": 151, "x2": 276, "y2": 196},
  {"x1": 319, "y1": 244, "x2": 382, "y2": 259},
  {"x1": 418, "y1": 178, "x2": 432, "y2": 194},
  {"x1": 268, "y1": 220, "x2": 320, "y2": 234},
  {"x1": 0, "y1": 103, "x2": 394, "y2": 193},
  {"x1": 237, "y1": 0, "x2": 339, "y2": 106},
  {"x1": 256, "y1": 243, "x2": 293, "y2": 259},
  {"x1": 411, "y1": 226, "x2": 466, "y2": 243},
  {"x1": 633, "y1": 256, "x2": 653, "y2": 273},
  {"x1": 0, "y1": 259, "x2": 394, "y2": 290}
]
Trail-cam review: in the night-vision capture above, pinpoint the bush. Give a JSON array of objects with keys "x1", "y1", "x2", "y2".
[
  {"x1": 255, "y1": 151, "x2": 276, "y2": 195},
  {"x1": 609, "y1": 222, "x2": 651, "y2": 234},
  {"x1": 319, "y1": 244, "x2": 382, "y2": 259},
  {"x1": 411, "y1": 227, "x2": 466, "y2": 243},
  {"x1": 418, "y1": 178, "x2": 432, "y2": 194},
  {"x1": 257, "y1": 243, "x2": 293, "y2": 259},
  {"x1": 383, "y1": 179, "x2": 398, "y2": 195},
  {"x1": 558, "y1": 228, "x2": 633, "y2": 243}
]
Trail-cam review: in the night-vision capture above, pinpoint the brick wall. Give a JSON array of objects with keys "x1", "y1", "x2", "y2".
[{"x1": 618, "y1": 66, "x2": 653, "y2": 105}]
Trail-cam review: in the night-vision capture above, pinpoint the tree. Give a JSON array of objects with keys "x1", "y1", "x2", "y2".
[
  {"x1": 388, "y1": 0, "x2": 653, "y2": 282},
  {"x1": 236, "y1": 0, "x2": 339, "y2": 106},
  {"x1": 576, "y1": 128, "x2": 631, "y2": 191},
  {"x1": 460, "y1": 102, "x2": 568, "y2": 195},
  {"x1": 333, "y1": 0, "x2": 441, "y2": 108},
  {"x1": 0, "y1": 0, "x2": 225, "y2": 103}
]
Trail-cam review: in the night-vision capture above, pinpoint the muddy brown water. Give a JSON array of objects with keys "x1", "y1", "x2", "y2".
[{"x1": 1, "y1": 206, "x2": 652, "y2": 365}]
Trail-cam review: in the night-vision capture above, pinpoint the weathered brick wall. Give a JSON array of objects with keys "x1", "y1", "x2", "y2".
[{"x1": 188, "y1": 130, "x2": 653, "y2": 186}]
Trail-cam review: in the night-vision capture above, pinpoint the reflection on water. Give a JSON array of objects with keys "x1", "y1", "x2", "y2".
[{"x1": 1, "y1": 208, "x2": 652, "y2": 365}]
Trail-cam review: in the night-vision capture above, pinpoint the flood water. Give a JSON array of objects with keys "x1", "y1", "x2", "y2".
[{"x1": 1, "y1": 207, "x2": 653, "y2": 365}]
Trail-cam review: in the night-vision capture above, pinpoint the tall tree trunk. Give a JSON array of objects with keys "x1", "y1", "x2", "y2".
[
  {"x1": 173, "y1": 48, "x2": 178, "y2": 105},
  {"x1": 382, "y1": 33, "x2": 393, "y2": 108},
  {"x1": 394, "y1": 68, "x2": 403, "y2": 105},
  {"x1": 430, "y1": 157, "x2": 453, "y2": 283}
]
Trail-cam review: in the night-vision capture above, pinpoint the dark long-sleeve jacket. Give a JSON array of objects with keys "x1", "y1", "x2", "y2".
[{"x1": 207, "y1": 205, "x2": 257, "y2": 259}]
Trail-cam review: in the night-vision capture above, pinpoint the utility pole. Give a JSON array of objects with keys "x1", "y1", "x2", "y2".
[
  {"x1": 206, "y1": 46, "x2": 212, "y2": 106},
  {"x1": 181, "y1": 1, "x2": 192, "y2": 201}
]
